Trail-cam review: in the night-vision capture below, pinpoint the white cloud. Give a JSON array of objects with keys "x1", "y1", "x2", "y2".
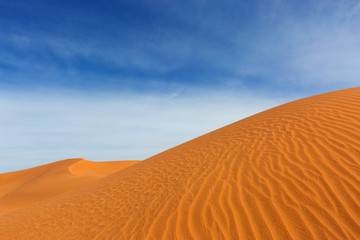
[
  {"x1": 0, "y1": 89, "x2": 291, "y2": 172},
  {"x1": 226, "y1": 0, "x2": 360, "y2": 88}
]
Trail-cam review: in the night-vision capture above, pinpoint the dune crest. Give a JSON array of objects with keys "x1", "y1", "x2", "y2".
[
  {"x1": 68, "y1": 159, "x2": 139, "y2": 177},
  {"x1": 0, "y1": 158, "x2": 139, "y2": 215},
  {"x1": 0, "y1": 88, "x2": 359, "y2": 239}
]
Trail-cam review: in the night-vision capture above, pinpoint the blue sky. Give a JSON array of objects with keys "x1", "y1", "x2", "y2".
[{"x1": 1, "y1": 0, "x2": 359, "y2": 172}]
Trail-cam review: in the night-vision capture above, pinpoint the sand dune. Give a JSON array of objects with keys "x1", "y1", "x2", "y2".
[
  {"x1": 0, "y1": 159, "x2": 139, "y2": 215},
  {"x1": 0, "y1": 87, "x2": 359, "y2": 239}
]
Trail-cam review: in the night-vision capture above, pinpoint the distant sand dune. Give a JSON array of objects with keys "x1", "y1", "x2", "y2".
[
  {"x1": 0, "y1": 159, "x2": 139, "y2": 215},
  {"x1": 0, "y1": 87, "x2": 359, "y2": 239}
]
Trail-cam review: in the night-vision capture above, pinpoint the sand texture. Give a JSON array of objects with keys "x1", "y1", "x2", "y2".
[
  {"x1": 0, "y1": 159, "x2": 139, "y2": 215},
  {"x1": 0, "y1": 87, "x2": 359, "y2": 239}
]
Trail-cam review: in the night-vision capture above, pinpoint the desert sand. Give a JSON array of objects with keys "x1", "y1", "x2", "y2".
[
  {"x1": 0, "y1": 87, "x2": 359, "y2": 239},
  {"x1": 0, "y1": 159, "x2": 139, "y2": 215}
]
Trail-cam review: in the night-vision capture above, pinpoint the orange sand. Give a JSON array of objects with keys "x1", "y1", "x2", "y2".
[
  {"x1": 0, "y1": 88, "x2": 359, "y2": 239},
  {"x1": 0, "y1": 158, "x2": 139, "y2": 215}
]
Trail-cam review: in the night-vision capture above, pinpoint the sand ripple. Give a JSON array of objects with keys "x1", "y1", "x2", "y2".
[{"x1": 0, "y1": 88, "x2": 359, "y2": 239}]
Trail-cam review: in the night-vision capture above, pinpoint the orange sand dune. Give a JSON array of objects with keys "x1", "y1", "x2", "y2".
[
  {"x1": 0, "y1": 88, "x2": 359, "y2": 239},
  {"x1": 0, "y1": 158, "x2": 139, "y2": 215}
]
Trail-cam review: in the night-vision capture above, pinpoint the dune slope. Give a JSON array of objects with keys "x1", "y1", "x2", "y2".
[
  {"x1": 0, "y1": 88, "x2": 359, "y2": 239},
  {"x1": 0, "y1": 159, "x2": 139, "y2": 215}
]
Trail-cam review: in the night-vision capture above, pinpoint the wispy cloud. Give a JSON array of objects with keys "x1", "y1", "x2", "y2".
[{"x1": 1, "y1": 0, "x2": 359, "y2": 94}]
